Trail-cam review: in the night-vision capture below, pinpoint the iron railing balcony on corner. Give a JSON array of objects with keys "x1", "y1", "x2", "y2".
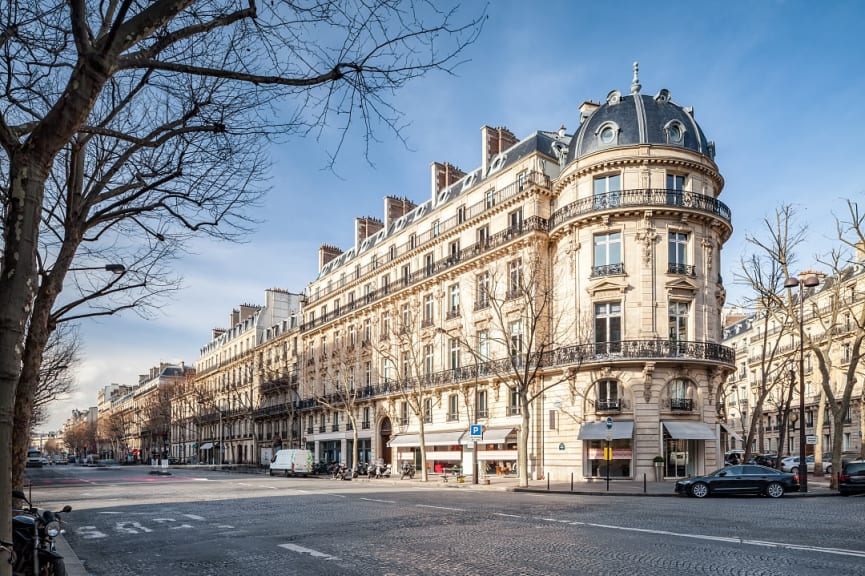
[
  {"x1": 668, "y1": 263, "x2": 696, "y2": 276},
  {"x1": 596, "y1": 399, "x2": 621, "y2": 412},
  {"x1": 670, "y1": 398, "x2": 694, "y2": 411},
  {"x1": 591, "y1": 263, "x2": 624, "y2": 278}
]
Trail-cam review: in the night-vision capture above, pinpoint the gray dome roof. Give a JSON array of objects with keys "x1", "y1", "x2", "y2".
[{"x1": 568, "y1": 65, "x2": 715, "y2": 163}]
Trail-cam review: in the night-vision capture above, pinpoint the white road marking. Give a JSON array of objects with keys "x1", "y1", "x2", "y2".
[
  {"x1": 320, "y1": 493, "x2": 347, "y2": 498},
  {"x1": 562, "y1": 520, "x2": 865, "y2": 559},
  {"x1": 115, "y1": 521, "x2": 153, "y2": 534},
  {"x1": 236, "y1": 483, "x2": 254, "y2": 487},
  {"x1": 360, "y1": 497, "x2": 395, "y2": 504},
  {"x1": 77, "y1": 526, "x2": 107, "y2": 540},
  {"x1": 278, "y1": 543, "x2": 339, "y2": 561},
  {"x1": 182, "y1": 514, "x2": 205, "y2": 521},
  {"x1": 416, "y1": 504, "x2": 465, "y2": 512},
  {"x1": 170, "y1": 524, "x2": 194, "y2": 530},
  {"x1": 494, "y1": 513, "x2": 523, "y2": 518},
  {"x1": 216, "y1": 525, "x2": 235, "y2": 529}
]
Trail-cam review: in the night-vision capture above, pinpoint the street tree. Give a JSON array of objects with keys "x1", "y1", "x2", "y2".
[
  {"x1": 734, "y1": 205, "x2": 806, "y2": 459},
  {"x1": 0, "y1": 1, "x2": 484, "y2": 557},
  {"x1": 440, "y1": 250, "x2": 581, "y2": 488},
  {"x1": 31, "y1": 324, "x2": 81, "y2": 429}
]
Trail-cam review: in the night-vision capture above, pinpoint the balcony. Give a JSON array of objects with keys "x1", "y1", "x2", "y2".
[
  {"x1": 508, "y1": 406, "x2": 521, "y2": 416},
  {"x1": 474, "y1": 299, "x2": 490, "y2": 311},
  {"x1": 550, "y1": 188, "x2": 732, "y2": 232},
  {"x1": 667, "y1": 263, "x2": 696, "y2": 276},
  {"x1": 596, "y1": 399, "x2": 621, "y2": 412},
  {"x1": 446, "y1": 307, "x2": 461, "y2": 320},
  {"x1": 591, "y1": 263, "x2": 625, "y2": 278},
  {"x1": 361, "y1": 421, "x2": 371, "y2": 430},
  {"x1": 670, "y1": 398, "x2": 694, "y2": 411},
  {"x1": 318, "y1": 425, "x2": 326, "y2": 433},
  {"x1": 331, "y1": 424, "x2": 340, "y2": 432},
  {"x1": 446, "y1": 413, "x2": 459, "y2": 422}
]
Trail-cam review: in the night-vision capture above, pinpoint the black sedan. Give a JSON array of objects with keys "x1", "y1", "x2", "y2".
[{"x1": 675, "y1": 465, "x2": 799, "y2": 499}]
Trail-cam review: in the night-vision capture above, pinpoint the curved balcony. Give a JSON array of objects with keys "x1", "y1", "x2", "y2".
[{"x1": 549, "y1": 188, "x2": 731, "y2": 232}]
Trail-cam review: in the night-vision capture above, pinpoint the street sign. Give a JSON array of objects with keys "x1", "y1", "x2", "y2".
[
  {"x1": 469, "y1": 424, "x2": 483, "y2": 441},
  {"x1": 605, "y1": 430, "x2": 613, "y2": 442},
  {"x1": 806, "y1": 435, "x2": 818, "y2": 445},
  {"x1": 605, "y1": 416, "x2": 613, "y2": 429}
]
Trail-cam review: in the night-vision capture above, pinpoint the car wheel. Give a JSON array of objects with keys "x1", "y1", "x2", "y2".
[
  {"x1": 690, "y1": 482, "x2": 709, "y2": 498},
  {"x1": 790, "y1": 466, "x2": 798, "y2": 475},
  {"x1": 766, "y1": 482, "x2": 785, "y2": 498},
  {"x1": 825, "y1": 465, "x2": 832, "y2": 475}
]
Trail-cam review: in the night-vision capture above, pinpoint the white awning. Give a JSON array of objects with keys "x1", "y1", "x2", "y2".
[
  {"x1": 577, "y1": 421, "x2": 634, "y2": 440},
  {"x1": 720, "y1": 423, "x2": 741, "y2": 441},
  {"x1": 663, "y1": 421, "x2": 716, "y2": 440},
  {"x1": 199, "y1": 442, "x2": 213, "y2": 450},
  {"x1": 461, "y1": 428, "x2": 515, "y2": 445},
  {"x1": 387, "y1": 431, "x2": 464, "y2": 448}
]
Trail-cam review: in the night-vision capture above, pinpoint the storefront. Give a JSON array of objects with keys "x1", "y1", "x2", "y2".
[
  {"x1": 578, "y1": 421, "x2": 634, "y2": 478},
  {"x1": 460, "y1": 428, "x2": 518, "y2": 476},
  {"x1": 661, "y1": 421, "x2": 715, "y2": 478},
  {"x1": 388, "y1": 430, "x2": 464, "y2": 472}
]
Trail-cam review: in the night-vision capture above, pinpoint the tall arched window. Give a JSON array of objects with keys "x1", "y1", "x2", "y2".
[
  {"x1": 669, "y1": 378, "x2": 693, "y2": 411},
  {"x1": 596, "y1": 380, "x2": 620, "y2": 411}
]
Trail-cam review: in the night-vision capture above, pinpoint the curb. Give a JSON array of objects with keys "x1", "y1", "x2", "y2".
[{"x1": 55, "y1": 533, "x2": 89, "y2": 576}]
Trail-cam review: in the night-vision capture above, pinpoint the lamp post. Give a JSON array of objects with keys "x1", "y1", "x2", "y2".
[
  {"x1": 783, "y1": 272, "x2": 821, "y2": 492},
  {"x1": 69, "y1": 263, "x2": 126, "y2": 274}
]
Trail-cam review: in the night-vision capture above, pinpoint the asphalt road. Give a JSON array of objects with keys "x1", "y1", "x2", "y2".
[{"x1": 24, "y1": 465, "x2": 865, "y2": 576}]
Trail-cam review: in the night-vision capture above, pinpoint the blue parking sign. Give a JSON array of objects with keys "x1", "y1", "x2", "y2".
[{"x1": 470, "y1": 424, "x2": 482, "y2": 436}]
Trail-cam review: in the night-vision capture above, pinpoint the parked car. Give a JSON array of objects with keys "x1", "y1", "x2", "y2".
[
  {"x1": 746, "y1": 454, "x2": 778, "y2": 468},
  {"x1": 838, "y1": 460, "x2": 865, "y2": 496},
  {"x1": 724, "y1": 450, "x2": 745, "y2": 465},
  {"x1": 780, "y1": 455, "x2": 815, "y2": 474},
  {"x1": 675, "y1": 464, "x2": 799, "y2": 499},
  {"x1": 823, "y1": 452, "x2": 860, "y2": 476}
]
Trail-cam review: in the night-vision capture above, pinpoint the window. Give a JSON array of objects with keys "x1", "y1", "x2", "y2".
[
  {"x1": 349, "y1": 325, "x2": 356, "y2": 347},
  {"x1": 477, "y1": 329, "x2": 490, "y2": 361},
  {"x1": 666, "y1": 123, "x2": 684, "y2": 144},
  {"x1": 401, "y1": 352, "x2": 410, "y2": 379},
  {"x1": 333, "y1": 298, "x2": 340, "y2": 316},
  {"x1": 449, "y1": 337, "x2": 460, "y2": 370},
  {"x1": 476, "y1": 272, "x2": 490, "y2": 309},
  {"x1": 478, "y1": 226, "x2": 490, "y2": 247},
  {"x1": 381, "y1": 274, "x2": 390, "y2": 295},
  {"x1": 476, "y1": 389, "x2": 488, "y2": 418},
  {"x1": 382, "y1": 359, "x2": 393, "y2": 382},
  {"x1": 400, "y1": 401, "x2": 409, "y2": 426},
  {"x1": 381, "y1": 311, "x2": 390, "y2": 340},
  {"x1": 670, "y1": 378, "x2": 692, "y2": 411},
  {"x1": 424, "y1": 344, "x2": 434, "y2": 377},
  {"x1": 424, "y1": 252, "x2": 435, "y2": 276},
  {"x1": 332, "y1": 412, "x2": 340, "y2": 432},
  {"x1": 348, "y1": 292, "x2": 355, "y2": 310},
  {"x1": 423, "y1": 398, "x2": 433, "y2": 423},
  {"x1": 596, "y1": 380, "x2": 620, "y2": 411},
  {"x1": 364, "y1": 361, "x2": 371, "y2": 386},
  {"x1": 401, "y1": 303, "x2": 411, "y2": 333},
  {"x1": 457, "y1": 205, "x2": 466, "y2": 224},
  {"x1": 448, "y1": 284, "x2": 460, "y2": 318},
  {"x1": 431, "y1": 220, "x2": 440, "y2": 238},
  {"x1": 364, "y1": 318, "x2": 371, "y2": 342},
  {"x1": 669, "y1": 301, "x2": 689, "y2": 344},
  {"x1": 388, "y1": 245, "x2": 396, "y2": 261},
  {"x1": 319, "y1": 413, "x2": 326, "y2": 433},
  {"x1": 508, "y1": 389, "x2": 521, "y2": 415},
  {"x1": 409, "y1": 233, "x2": 416, "y2": 249},
  {"x1": 365, "y1": 283, "x2": 374, "y2": 303},
  {"x1": 509, "y1": 208, "x2": 523, "y2": 232},
  {"x1": 509, "y1": 320, "x2": 523, "y2": 361},
  {"x1": 517, "y1": 170, "x2": 529, "y2": 191},
  {"x1": 593, "y1": 174, "x2": 621, "y2": 209},
  {"x1": 362, "y1": 407, "x2": 371, "y2": 429},
  {"x1": 448, "y1": 240, "x2": 460, "y2": 263},
  {"x1": 594, "y1": 302, "x2": 622, "y2": 354},
  {"x1": 508, "y1": 259, "x2": 523, "y2": 297},
  {"x1": 448, "y1": 394, "x2": 459, "y2": 421},
  {"x1": 402, "y1": 264, "x2": 411, "y2": 287},
  {"x1": 668, "y1": 232, "x2": 690, "y2": 274},
  {"x1": 666, "y1": 174, "x2": 685, "y2": 206},
  {"x1": 485, "y1": 189, "x2": 496, "y2": 209},
  {"x1": 549, "y1": 410, "x2": 557, "y2": 430},
  {"x1": 843, "y1": 343, "x2": 851, "y2": 363},
  {"x1": 423, "y1": 293, "x2": 434, "y2": 326},
  {"x1": 592, "y1": 232, "x2": 622, "y2": 276}
]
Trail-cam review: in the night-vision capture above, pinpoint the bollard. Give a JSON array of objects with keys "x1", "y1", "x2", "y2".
[
  {"x1": 547, "y1": 475, "x2": 550, "y2": 491},
  {"x1": 571, "y1": 472, "x2": 574, "y2": 493},
  {"x1": 643, "y1": 472, "x2": 647, "y2": 493}
]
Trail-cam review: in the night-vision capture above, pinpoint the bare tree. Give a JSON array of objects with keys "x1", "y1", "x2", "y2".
[
  {"x1": 734, "y1": 205, "x2": 807, "y2": 460},
  {"x1": 440, "y1": 251, "x2": 582, "y2": 488},
  {"x1": 0, "y1": 2, "x2": 484, "y2": 558},
  {"x1": 32, "y1": 323, "x2": 81, "y2": 428}
]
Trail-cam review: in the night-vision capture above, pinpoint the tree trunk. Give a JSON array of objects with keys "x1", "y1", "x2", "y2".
[
  {"x1": 518, "y1": 394, "x2": 530, "y2": 488},
  {"x1": 0, "y1": 160, "x2": 51, "y2": 576},
  {"x1": 417, "y1": 416, "x2": 428, "y2": 482}
]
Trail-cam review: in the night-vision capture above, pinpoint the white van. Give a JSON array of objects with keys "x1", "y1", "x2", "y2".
[{"x1": 269, "y1": 449, "x2": 313, "y2": 477}]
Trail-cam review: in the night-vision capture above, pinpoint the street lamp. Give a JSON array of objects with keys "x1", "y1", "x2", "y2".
[
  {"x1": 69, "y1": 263, "x2": 126, "y2": 274},
  {"x1": 783, "y1": 272, "x2": 821, "y2": 492}
]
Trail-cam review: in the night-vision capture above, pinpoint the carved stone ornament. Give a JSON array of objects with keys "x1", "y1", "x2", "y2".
[{"x1": 642, "y1": 362, "x2": 655, "y2": 403}]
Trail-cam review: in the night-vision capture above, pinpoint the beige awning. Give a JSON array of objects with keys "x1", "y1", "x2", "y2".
[
  {"x1": 577, "y1": 421, "x2": 634, "y2": 440},
  {"x1": 388, "y1": 431, "x2": 464, "y2": 448},
  {"x1": 662, "y1": 421, "x2": 716, "y2": 440},
  {"x1": 461, "y1": 428, "x2": 515, "y2": 445}
]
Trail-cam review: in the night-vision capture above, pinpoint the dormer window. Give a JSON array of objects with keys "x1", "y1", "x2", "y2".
[
  {"x1": 664, "y1": 120, "x2": 685, "y2": 145},
  {"x1": 596, "y1": 121, "x2": 619, "y2": 146}
]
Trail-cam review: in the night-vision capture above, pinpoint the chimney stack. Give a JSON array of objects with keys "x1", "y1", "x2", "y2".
[
  {"x1": 430, "y1": 162, "x2": 466, "y2": 199},
  {"x1": 481, "y1": 126, "x2": 517, "y2": 176},
  {"x1": 318, "y1": 244, "x2": 342, "y2": 272}
]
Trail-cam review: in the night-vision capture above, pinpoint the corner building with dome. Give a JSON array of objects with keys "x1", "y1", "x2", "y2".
[{"x1": 298, "y1": 66, "x2": 735, "y2": 482}]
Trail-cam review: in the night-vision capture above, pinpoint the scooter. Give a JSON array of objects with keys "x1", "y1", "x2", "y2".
[
  {"x1": 400, "y1": 462, "x2": 416, "y2": 480},
  {"x1": 375, "y1": 463, "x2": 392, "y2": 479},
  {"x1": 12, "y1": 489, "x2": 71, "y2": 576}
]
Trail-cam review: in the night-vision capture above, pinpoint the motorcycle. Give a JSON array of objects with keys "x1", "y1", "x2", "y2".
[
  {"x1": 11, "y1": 489, "x2": 71, "y2": 576},
  {"x1": 352, "y1": 462, "x2": 367, "y2": 479},
  {"x1": 400, "y1": 462, "x2": 416, "y2": 480},
  {"x1": 374, "y1": 463, "x2": 392, "y2": 479},
  {"x1": 331, "y1": 464, "x2": 349, "y2": 480}
]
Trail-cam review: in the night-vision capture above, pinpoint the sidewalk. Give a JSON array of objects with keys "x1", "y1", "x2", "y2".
[{"x1": 408, "y1": 472, "x2": 839, "y2": 497}]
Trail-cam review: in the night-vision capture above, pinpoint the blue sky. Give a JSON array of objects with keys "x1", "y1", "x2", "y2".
[{"x1": 42, "y1": 0, "x2": 865, "y2": 430}]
